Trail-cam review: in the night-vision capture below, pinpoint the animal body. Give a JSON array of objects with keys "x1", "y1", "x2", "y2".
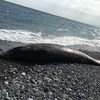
[{"x1": 0, "y1": 43, "x2": 100, "y2": 65}]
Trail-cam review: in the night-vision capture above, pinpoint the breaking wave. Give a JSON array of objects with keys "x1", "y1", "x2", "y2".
[{"x1": 0, "y1": 29, "x2": 100, "y2": 47}]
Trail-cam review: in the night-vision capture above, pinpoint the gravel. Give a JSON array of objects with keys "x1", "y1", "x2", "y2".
[{"x1": 0, "y1": 58, "x2": 100, "y2": 100}]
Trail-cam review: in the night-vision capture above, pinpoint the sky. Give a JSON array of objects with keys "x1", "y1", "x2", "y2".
[{"x1": 5, "y1": 0, "x2": 100, "y2": 27}]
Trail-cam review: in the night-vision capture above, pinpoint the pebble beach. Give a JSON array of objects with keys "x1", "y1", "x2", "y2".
[{"x1": 0, "y1": 40, "x2": 100, "y2": 100}]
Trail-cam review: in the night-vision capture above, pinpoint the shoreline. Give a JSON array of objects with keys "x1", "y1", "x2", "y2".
[{"x1": 0, "y1": 39, "x2": 100, "y2": 52}]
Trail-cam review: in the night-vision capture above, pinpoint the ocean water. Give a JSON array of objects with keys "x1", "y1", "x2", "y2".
[{"x1": 0, "y1": 0, "x2": 100, "y2": 49}]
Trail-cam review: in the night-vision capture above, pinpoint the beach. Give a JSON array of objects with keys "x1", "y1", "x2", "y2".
[
  {"x1": 0, "y1": 40, "x2": 100, "y2": 100},
  {"x1": 0, "y1": 1, "x2": 100, "y2": 99}
]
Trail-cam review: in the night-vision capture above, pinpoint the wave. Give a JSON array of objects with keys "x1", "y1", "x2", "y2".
[{"x1": 0, "y1": 29, "x2": 100, "y2": 47}]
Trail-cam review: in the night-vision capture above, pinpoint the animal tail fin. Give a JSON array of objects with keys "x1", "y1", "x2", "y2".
[
  {"x1": 92, "y1": 58, "x2": 100, "y2": 66},
  {"x1": 87, "y1": 55, "x2": 100, "y2": 66}
]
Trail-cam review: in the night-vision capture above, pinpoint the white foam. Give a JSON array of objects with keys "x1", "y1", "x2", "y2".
[
  {"x1": 0, "y1": 29, "x2": 100, "y2": 48},
  {"x1": 57, "y1": 28, "x2": 70, "y2": 32}
]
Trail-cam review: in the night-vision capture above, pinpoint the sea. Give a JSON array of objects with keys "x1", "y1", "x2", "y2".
[{"x1": 0, "y1": 0, "x2": 100, "y2": 51}]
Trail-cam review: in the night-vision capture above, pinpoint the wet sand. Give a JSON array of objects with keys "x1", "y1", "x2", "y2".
[{"x1": 0, "y1": 40, "x2": 100, "y2": 100}]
